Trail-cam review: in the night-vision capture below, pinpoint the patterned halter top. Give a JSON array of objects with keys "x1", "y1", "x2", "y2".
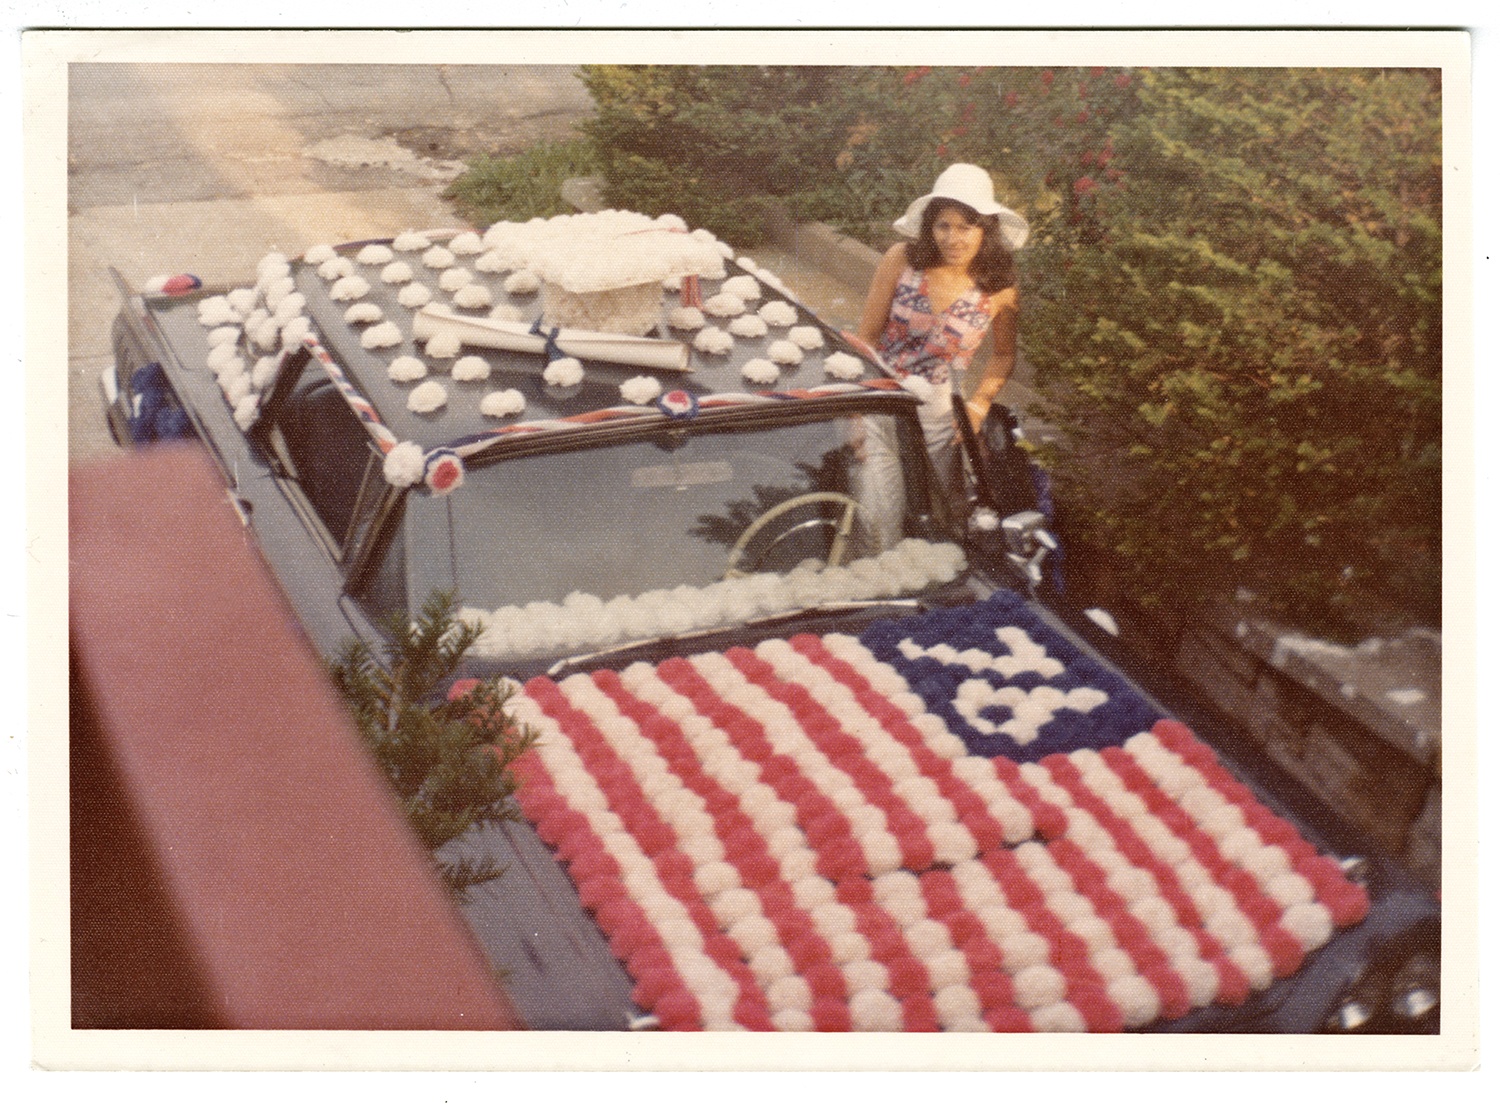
[{"x1": 877, "y1": 266, "x2": 995, "y2": 389}]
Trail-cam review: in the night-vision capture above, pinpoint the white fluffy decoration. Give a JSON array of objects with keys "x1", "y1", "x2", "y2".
[
  {"x1": 661, "y1": 274, "x2": 683, "y2": 293},
  {"x1": 226, "y1": 288, "x2": 259, "y2": 314},
  {"x1": 788, "y1": 325, "x2": 825, "y2": 351},
  {"x1": 318, "y1": 257, "x2": 356, "y2": 282},
  {"x1": 251, "y1": 319, "x2": 282, "y2": 352},
  {"x1": 264, "y1": 277, "x2": 296, "y2": 311},
  {"x1": 479, "y1": 210, "x2": 725, "y2": 292},
  {"x1": 398, "y1": 282, "x2": 434, "y2": 308},
  {"x1": 196, "y1": 296, "x2": 241, "y2": 327},
  {"x1": 504, "y1": 269, "x2": 541, "y2": 295},
  {"x1": 452, "y1": 355, "x2": 492, "y2": 382},
  {"x1": 422, "y1": 246, "x2": 456, "y2": 270},
  {"x1": 767, "y1": 340, "x2": 804, "y2": 366},
  {"x1": 620, "y1": 375, "x2": 661, "y2": 405},
  {"x1": 250, "y1": 356, "x2": 280, "y2": 389},
  {"x1": 356, "y1": 244, "x2": 395, "y2": 266},
  {"x1": 900, "y1": 374, "x2": 936, "y2": 402},
  {"x1": 361, "y1": 321, "x2": 403, "y2": 350},
  {"x1": 257, "y1": 251, "x2": 289, "y2": 276},
  {"x1": 669, "y1": 306, "x2": 706, "y2": 330},
  {"x1": 543, "y1": 357, "x2": 585, "y2": 388},
  {"x1": 232, "y1": 394, "x2": 260, "y2": 431},
  {"x1": 223, "y1": 373, "x2": 253, "y2": 406},
  {"x1": 438, "y1": 267, "x2": 474, "y2": 292},
  {"x1": 425, "y1": 331, "x2": 462, "y2": 359},
  {"x1": 736, "y1": 256, "x2": 757, "y2": 272},
  {"x1": 208, "y1": 325, "x2": 241, "y2": 347},
  {"x1": 488, "y1": 304, "x2": 525, "y2": 321},
  {"x1": 704, "y1": 292, "x2": 746, "y2": 318},
  {"x1": 407, "y1": 381, "x2": 448, "y2": 413},
  {"x1": 393, "y1": 230, "x2": 432, "y2": 253},
  {"x1": 474, "y1": 250, "x2": 508, "y2": 273},
  {"x1": 381, "y1": 261, "x2": 414, "y2": 285},
  {"x1": 693, "y1": 327, "x2": 733, "y2": 355},
  {"x1": 740, "y1": 358, "x2": 780, "y2": 384},
  {"x1": 480, "y1": 389, "x2": 526, "y2": 418},
  {"x1": 823, "y1": 351, "x2": 865, "y2": 381},
  {"x1": 453, "y1": 284, "x2": 493, "y2": 309},
  {"x1": 280, "y1": 317, "x2": 314, "y2": 349},
  {"x1": 388, "y1": 355, "x2": 427, "y2": 382},
  {"x1": 303, "y1": 244, "x2": 337, "y2": 264},
  {"x1": 722, "y1": 274, "x2": 761, "y2": 301},
  {"x1": 272, "y1": 292, "x2": 308, "y2": 324},
  {"x1": 330, "y1": 275, "x2": 372, "y2": 302},
  {"x1": 344, "y1": 302, "x2": 384, "y2": 325},
  {"x1": 448, "y1": 231, "x2": 484, "y2": 255},
  {"x1": 382, "y1": 441, "x2": 426, "y2": 486},
  {"x1": 758, "y1": 300, "x2": 798, "y2": 328},
  {"x1": 728, "y1": 314, "x2": 768, "y2": 338}
]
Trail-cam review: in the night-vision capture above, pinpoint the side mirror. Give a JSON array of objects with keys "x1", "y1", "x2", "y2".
[{"x1": 1001, "y1": 510, "x2": 1057, "y2": 590}]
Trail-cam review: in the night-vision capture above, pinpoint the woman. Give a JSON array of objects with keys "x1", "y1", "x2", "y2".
[{"x1": 856, "y1": 163, "x2": 1027, "y2": 496}]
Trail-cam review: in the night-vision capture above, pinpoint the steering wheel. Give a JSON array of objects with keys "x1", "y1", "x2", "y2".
[{"x1": 725, "y1": 492, "x2": 867, "y2": 579}]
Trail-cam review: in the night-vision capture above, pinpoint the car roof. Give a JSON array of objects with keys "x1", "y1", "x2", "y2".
[{"x1": 288, "y1": 237, "x2": 891, "y2": 453}]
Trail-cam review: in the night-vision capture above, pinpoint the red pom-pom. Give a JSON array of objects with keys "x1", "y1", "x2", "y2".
[
  {"x1": 738, "y1": 854, "x2": 780, "y2": 888},
  {"x1": 789, "y1": 932, "x2": 836, "y2": 970},
  {"x1": 1151, "y1": 967, "x2": 1192, "y2": 1020},
  {"x1": 803, "y1": 961, "x2": 847, "y2": 1002},
  {"x1": 944, "y1": 911, "x2": 985, "y2": 949},
  {"x1": 1190, "y1": 927, "x2": 1225, "y2": 960},
  {"x1": 1152, "y1": 719, "x2": 1198, "y2": 751},
  {"x1": 868, "y1": 926, "x2": 908, "y2": 965},
  {"x1": 447, "y1": 678, "x2": 481, "y2": 701},
  {"x1": 1033, "y1": 803, "x2": 1070, "y2": 840},
  {"x1": 919, "y1": 871, "x2": 964, "y2": 919},
  {"x1": 654, "y1": 989, "x2": 703, "y2": 1030},
  {"x1": 812, "y1": 998, "x2": 852, "y2": 1031},
  {"x1": 1069, "y1": 985, "x2": 1124, "y2": 1032},
  {"x1": 984, "y1": 1005, "x2": 1033, "y2": 1032},
  {"x1": 1262, "y1": 924, "x2": 1305, "y2": 977},
  {"x1": 968, "y1": 964, "x2": 1014, "y2": 1010},
  {"x1": 631, "y1": 965, "x2": 678, "y2": 1010},
  {"x1": 705, "y1": 933, "x2": 743, "y2": 967},
  {"x1": 818, "y1": 838, "x2": 868, "y2": 883},
  {"x1": 1324, "y1": 882, "x2": 1371, "y2": 928},
  {"x1": 734, "y1": 996, "x2": 775, "y2": 1031},
  {"x1": 901, "y1": 995, "x2": 941, "y2": 1032},
  {"x1": 888, "y1": 956, "x2": 931, "y2": 999},
  {"x1": 838, "y1": 876, "x2": 875, "y2": 905},
  {"x1": 1212, "y1": 957, "x2": 1250, "y2": 1006}
]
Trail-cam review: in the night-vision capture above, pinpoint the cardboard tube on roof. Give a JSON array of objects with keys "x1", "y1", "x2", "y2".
[{"x1": 412, "y1": 304, "x2": 691, "y2": 372}]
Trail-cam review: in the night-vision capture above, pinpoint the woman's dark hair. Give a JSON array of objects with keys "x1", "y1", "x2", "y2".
[{"x1": 907, "y1": 198, "x2": 1016, "y2": 294}]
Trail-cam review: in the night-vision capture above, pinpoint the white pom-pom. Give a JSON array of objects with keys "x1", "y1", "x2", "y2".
[
  {"x1": 1229, "y1": 944, "x2": 1274, "y2": 992},
  {"x1": 543, "y1": 357, "x2": 584, "y2": 388},
  {"x1": 383, "y1": 441, "x2": 426, "y2": 486},
  {"x1": 902, "y1": 919, "x2": 953, "y2": 960},
  {"x1": 361, "y1": 321, "x2": 403, "y2": 350},
  {"x1": 272, "y1": 291, "x2": 307, "y2": 323},
  {"x1": 303, "y1": 244, "x2": 336, "y2": 264},
  {"x1": 669, "y1": 306, "x2": 706, "y2": 330},
  {"x1": 1030, "y1": 1002, "x2": 1088, "y2": 1032},
  {"x1": 226, "y1": 286, "x2": 260, "y2": 314},
  {"x1": 344, "y1": 302, "x2": 384, "y2": 325},
  {"x1": 619, "y1": 375, "x2": 662, "y2": 405},
  {"x1": 330, "y1": 275, "x2": 372, "y2": 302},
  {"x1": 900, "y1": 374, "x2": 936, "y2": 402},
  {"x1": 452, "y1": 355, "x2": 491, "y2": 382},
  {"x1": 280, "y1": 318, "x2": 314, "y2": 349},
  {"x1": 767, "y1": 339, "x2": 804, "y2": 366},
  {"x1": 207, "y1": 325, "x2": 241, "y2": 347},
  {"x1": 480, "y1": 388, "x2": 526, "y2": 418},
  {"x1": 935, "y1": 984, "x2": 983, "y2": 1029},
  {"x1": 398, "y1": 282, "x2": 433, "y2": 308},
  {"x1": 250, "y1": 355, "x2": 280, "y2": 389},
  {"x1": 356, "y1": 244, "x2": 395, "y2": 266},
  {"x1": 694, "y1": 861, "x2": 740, "y2": 898},
  {"x1": 406, "y1": 381, "x2": 447, "y2": 413},
  {"x1": 474, "y1": 250, "x2": 507, "y2": 273},
  {"x1": 849, "y1": 989, "x2": 904, "y2": 1032},
  {"x1": 728, "y1": 314, "x2": 769, "y2": 338},
  {"x1": 448, "y1": 231, "x2": 484, "y2": 255},
  {"x1": 425, "y1": 331, "x2": 462, "y2": 359},
  {"x1": 736, "y1": 256, "x2": 757, "y2": 271},
  {"x1": 728, "y1": 915, "x2": 778, "y2": 955},
  {"x1": 489, "y1": 304, "x2": 525, "y2": 322},
  {"x1": 1280, "y1": 902, "x2": 1334, "y2": 951},
  {"x1": 788, "y1": 325, "x2": 824, "y2": 350},
  {"x1": 388, "y1": 356, "x2": 427, "y2": 382},
  {"x1": 438, "y1": 267, "x2": 474, "y2": 292},
  {"x1": 693, "y1": 327, "x2": 733, "y2": 355},
  {"x1": 772, "y1": 1009, "x2": 814, "y2": 1032},
  {"x1": 1264, "y1": 872, "x2": 1316, "y2": 909},
  {"x1": 318, "y1": 257, "x2": 356, "y2": 282},
  {"x1": 758, "y1": 300, "x2": 798, "y2": 327},
  {"x1": 422, "y1": 246, "x2": 456, "y2": 270},
  {"x1": 1107, "y1": 976, "x2": 1162, "y2": 1028},
  {"x1": 704, "y1": 292, "x2": 746, "y2": 317},
  {"x1": 232, "y1": 394, "x2": 260, "y2": 430},
  {"x1": 393, "y1": 230, "x2": 432, "y2": 252},
  {"x1": 451, "y1": 284, "x2": 492, "y2": 309},
  {"x1": 741, "y1": 358, "x2": 780, "y2": 384},
  {"x1": 842, "y1": 960, "x2": 889, "y2": 996},
  {"x1": 196, "y1": 297, "x2": 241, "y2": 327},
  {"x1": 1012, "y1": 964, "x2": 1067, "y2": 1010},
  {"x1": 504, "y1": 269, "x2": 540, "y2": 295},
  {"x1": 723, "y1": 274, "x2": 761, "y2": 301}
]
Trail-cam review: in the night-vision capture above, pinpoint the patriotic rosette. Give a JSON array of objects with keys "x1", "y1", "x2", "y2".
[{"x1": 503, "y1": 590, "x2": 1370, "y2": 1032}]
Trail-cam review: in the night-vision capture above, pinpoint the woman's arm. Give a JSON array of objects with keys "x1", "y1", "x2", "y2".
[
  {"x1": 856, "y1": 243, "x2": 909, "y2": 349},
  {"x1": 966, "y1": 285, "x2": 1019, "y2": 426}
]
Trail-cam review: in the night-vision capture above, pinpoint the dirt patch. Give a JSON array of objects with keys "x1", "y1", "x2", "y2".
[{"x1": 387, "y1": 115, "x2": 588, "y2": 164}]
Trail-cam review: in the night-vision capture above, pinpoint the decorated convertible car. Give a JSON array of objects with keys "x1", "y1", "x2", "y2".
[{"x1": 100, "y1": 211, "x2": 1439, "y2": 1033}]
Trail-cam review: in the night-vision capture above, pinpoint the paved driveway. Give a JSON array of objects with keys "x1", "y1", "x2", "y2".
[{"x1": 68, "y1": 63, "x2": 592, "y2": 461}]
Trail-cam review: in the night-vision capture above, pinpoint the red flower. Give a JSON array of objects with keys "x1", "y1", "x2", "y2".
[
  {"x1": 1052, "y1": 115, "x2": 1065, "y2": 128},
  {"x1": 1096, "y1": 148, "x2": 1112, "y2": 166},
  {"x1": 1079, "y1": 149, "x2": 1096, "y2": 167},
  {"x1": 903, "y1": 68, "x2": 921, "y2": 85},
  {"x1": 1115, "y1": 72, "x2": 1132, "y2": 88},
  {"x1": 958, "y1": 72, "x2": 972, "y2": 87},
  {"x1": 1004, "y1": 91, "x2": 1020, "y2": 107},
  {"x1": 1073, "y1": 174, "x2": 1097, "y2": 195},
  {"x1": 1089, "y1": 66, "x2": 1106, "y2": 77},
  {"x1": 1078, "y1": 82, "x2": 1089, "y2": 98},
  {"x1": 1077, "y1": 109, "x2": 1091, "y2": 124},
  {"x1": 1040, "y1": 69, "x2": 1055, "y2": 87},
  {"x1": 952, "y1": 124, "x2": 968, "y2": 137},
  {"x1": 1106, "y1": 166, "x2": 1123, "y2": 182},
  {"x1": 960, "y1": 99, "x2": 975, "y2": 118},
  {"x1": 936, "y1": 142, "x2": 948, "y2": 156}
]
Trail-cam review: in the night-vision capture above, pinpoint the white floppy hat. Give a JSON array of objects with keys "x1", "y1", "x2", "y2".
[{"x1": 892, "y1": 163, "x2": 1029, "y2": 251}]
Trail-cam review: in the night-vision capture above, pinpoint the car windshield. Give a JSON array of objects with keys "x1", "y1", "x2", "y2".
[{"x1": 394, "y1": 409, "x2": 969, "y2": 662}]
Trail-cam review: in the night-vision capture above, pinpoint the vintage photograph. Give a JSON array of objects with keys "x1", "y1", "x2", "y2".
[{"x1": 36, "y1": 28, "x2": 1471, "y2": 1071}]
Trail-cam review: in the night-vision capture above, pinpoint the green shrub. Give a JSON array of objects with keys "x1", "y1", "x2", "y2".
[{"x1": 445, "y1": 137, "x2": 600, "y2": 226}]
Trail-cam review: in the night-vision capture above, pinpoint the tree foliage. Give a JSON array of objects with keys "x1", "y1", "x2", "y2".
[{"x1": 328, "y1": 590, "x2": 537, "y2": 899}]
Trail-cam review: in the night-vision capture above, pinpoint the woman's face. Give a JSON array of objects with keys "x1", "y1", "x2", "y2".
[{"x1": 931, "y1": 205, "x2": 985, "y2": 269}]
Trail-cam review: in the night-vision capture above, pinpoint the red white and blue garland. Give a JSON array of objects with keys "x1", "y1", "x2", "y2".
[{"x1": 496, "y1": 591, "x2": 1371, "y2": 1032}]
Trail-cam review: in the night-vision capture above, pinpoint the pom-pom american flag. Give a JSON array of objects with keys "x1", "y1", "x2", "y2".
[{"x1": 503, "y1": 591, "x2": 1369, "y2": 1031}]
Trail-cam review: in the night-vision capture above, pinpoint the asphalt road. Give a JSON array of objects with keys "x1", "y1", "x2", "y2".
[{"x1": 67, "y1": 63, "x2": 593, "y2": 461}]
